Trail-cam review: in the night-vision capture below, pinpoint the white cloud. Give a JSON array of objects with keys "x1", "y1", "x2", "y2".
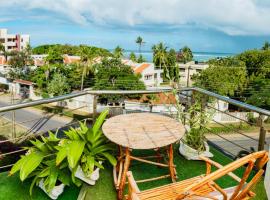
[{"x1": 1, "y1": 0, "x2": 270, "y2": 35}]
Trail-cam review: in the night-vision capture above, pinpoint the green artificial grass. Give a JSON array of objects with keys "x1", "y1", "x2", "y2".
[
  {"x1": 85, "y1": 146, "x2": 267, "y2": 200},
  {"x1": 0, "y1": 146, "x2": 267, "y2": 200},
  {"x1": 0, "y1": 172, "x2": 80, "y2": 200}
]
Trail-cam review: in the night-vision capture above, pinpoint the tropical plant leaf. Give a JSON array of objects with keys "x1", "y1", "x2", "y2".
[
  {"x1": 101, "y1": 152, "x2": 117, "y2": 166},
  {"x1": 67, "y1": 140, "x2": 86, "y2": 168},
  {"x1": 86, "y1": 155, "x2": 95, "y2": 174},
  {"x1": 30, "y1": 139, "x2": 49, "y2": 153},
  {"x1": 58, "y1": 169, "x2": 71, "y2": 186},
  {"x1": 29, "y1": 175, "x2": 40, "y2": 196},
  {"x1": 92, "y1": 109, "x2": 108, "y2": 136},
  {"x1": 47, "y1": 166, "x2": 58, "y2": 192},
  {"x1": 91, "y1": 144, "x2": 114, "y2": 155},
  {"x1": 94, "y1": 161, "x2": 104, "y2": 169},
  {"x1": 38, "y1": 167, "x2": 50, "y2": 178},
  {"x1": 20, "y1": 151, "x2": 45, "y2": 181},
  {"x1": 56, "y1": 147, "x2": 67, "y2": 166},
  {"x1": 9, "y1": 155, "x2": 27, "y2": 176}
]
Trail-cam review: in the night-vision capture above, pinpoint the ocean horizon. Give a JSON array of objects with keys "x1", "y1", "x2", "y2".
[{"x1": 122, "y1": 50, "x2": 235, "y2": 62}]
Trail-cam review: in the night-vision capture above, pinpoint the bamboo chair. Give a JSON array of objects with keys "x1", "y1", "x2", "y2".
[{"x1": 126, "y1": 150, "x2": 269, "y2": 200}]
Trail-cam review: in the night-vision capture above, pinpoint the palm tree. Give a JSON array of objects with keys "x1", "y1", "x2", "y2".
[
  {"x1": 135, "y1": 36, "x2": 145, "y2": 54},
  {"x1": 179, "y1": 46, "x2": 193, "y2": 63},
  {"x1": 152, "y1": 42, "x2": 168, "y2": 69},
  {"x1": 78, "y1": 46, "x2": 95, "y2": 90},
  {"x1": 113, "y1": 46, "x2": 124, "y2": 59},
  {"x1": 262, "y1": 41, "x2": 270, "y2": 50}
]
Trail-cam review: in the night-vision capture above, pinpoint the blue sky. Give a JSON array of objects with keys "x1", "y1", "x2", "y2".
[{"x1": 1, "y1": 0, "x2": 270, "y2": 53}]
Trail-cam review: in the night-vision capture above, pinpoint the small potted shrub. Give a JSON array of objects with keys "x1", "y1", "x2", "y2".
[
  {"x1": 56, "y1": 109, "x2": 117, "y2": 185},
  {"x1": 176, "y1": 94, "x2": 213, "y2": 160},
  {"x1": 9, "y1": 133, "x2": 74, "y2": 199}
]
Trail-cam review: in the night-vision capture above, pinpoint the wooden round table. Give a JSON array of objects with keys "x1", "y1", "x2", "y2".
[{"x1": 102, "y1": 113, "x2": 185, "y2": 200}]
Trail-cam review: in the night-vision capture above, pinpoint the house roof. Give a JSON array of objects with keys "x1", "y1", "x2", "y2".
[
  {"x1": 128, "y1": 92, "x2": 176, "y2": 105},
  {"x1": 134, "y1": 63, "x2": 151, "y2": 74},
  {"x1": 14, "y1": 79, "x2": 34, "y2": 86}
]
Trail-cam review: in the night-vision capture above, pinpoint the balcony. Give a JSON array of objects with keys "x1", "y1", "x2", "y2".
[{"x1": 0, "y1": 88, "x2": 269, "y2": 200}]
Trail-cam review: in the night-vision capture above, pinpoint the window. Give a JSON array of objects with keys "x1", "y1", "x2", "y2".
[
  {"x1": 144, "y1": 74, "x2": 153, "y2": 80},
  {"x1": 154, "y1": 73, "x2": 157, "y2": 79},
  {"x1": 21, "y1": 38, "x2": 24, "y2": 42},
  {"x1": 180, "y1": 68, "x2": 186, "y2": 73},
  {"x1": 196, "y1": 69, "x2": 202, "y2": 73}
]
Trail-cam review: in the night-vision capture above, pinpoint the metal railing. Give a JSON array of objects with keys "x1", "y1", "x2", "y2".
[{"x1": 0, "y1": 87, "x2": 269, "y2": 170}]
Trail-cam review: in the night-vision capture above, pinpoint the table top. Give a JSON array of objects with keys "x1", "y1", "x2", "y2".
[{"x1": 102, "y1": 113, "x2": 185, "y2": 149}]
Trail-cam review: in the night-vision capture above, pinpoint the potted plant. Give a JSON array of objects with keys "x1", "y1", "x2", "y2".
[
  {"x1": 9, "y1": 132, "x2": 74, "y2": 199},
  {"x1": 56, "y1": 109, "x2": 117, "y2": 185},
  {"x1": 174, "y1": 92, "x2": 213, "y2": 160}
]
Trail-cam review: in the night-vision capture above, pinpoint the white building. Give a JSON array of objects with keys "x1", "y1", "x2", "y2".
[
  {"x1": 178, "y1": 61, "x2": 209, "y2": 86},
  {"x1": 0, "y1": 29, "x2": 30, "y2": 52},
  {"x1": 122, "y1": 59, "x2": 163, "y2": 87}
]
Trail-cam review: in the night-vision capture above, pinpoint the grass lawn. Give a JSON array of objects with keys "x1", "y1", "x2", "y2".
[
  {"x1": 0, "y1": 146, "x2": 267, "y2": 200},
  {"x1": 85, "y1": 146, "x2": 267, "y2": 200}
]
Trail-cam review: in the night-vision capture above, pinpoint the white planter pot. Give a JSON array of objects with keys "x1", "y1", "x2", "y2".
[
  {"x1": 179, "y1": 140, "x2": 213, "y2": 160},
  {"x1": 38, "y1": 179, "x2": 65, "y2": 200},
  {"x1": 75, "y1": 164, "x2": 101, "y2": 185}
]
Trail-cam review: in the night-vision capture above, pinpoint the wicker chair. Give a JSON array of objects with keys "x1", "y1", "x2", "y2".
[{"x1": 127, "y1": 151, "x2": 269, "y2": 200}]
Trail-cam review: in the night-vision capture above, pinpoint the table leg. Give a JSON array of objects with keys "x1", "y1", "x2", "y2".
[
  {"x1": 168, "y1": 144, "x2": 177, "y2": 182},
  {"x1": 118, "y1": 148, "x2": 131, "y2": 200}
]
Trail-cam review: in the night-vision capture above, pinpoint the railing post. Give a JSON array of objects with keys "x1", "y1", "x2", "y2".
[
  {"x1": 257, "y1": 114, "x2": 266, "y2": 151},
  {"x1": 92, "y1": 95, "x2": 98, "y2": 122}
]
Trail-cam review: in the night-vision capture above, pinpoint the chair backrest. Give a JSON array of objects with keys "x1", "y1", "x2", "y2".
[{"x1": 178, "y1": 151, "x2": 269, "y2": 200}]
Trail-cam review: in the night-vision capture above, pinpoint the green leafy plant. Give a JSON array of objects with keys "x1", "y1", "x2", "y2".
[
  {"x1": 56, "y1": 109, "x2": 117, "y2": 178},
  {"x1": 9, "y1": 133, "x2": 72, "y2": 195}
]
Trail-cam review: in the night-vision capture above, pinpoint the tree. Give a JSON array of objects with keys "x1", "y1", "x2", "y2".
[
  {"x1": 262, "y1": 41, "x2": 270, "y2": 50},
  {"x1": 8, "y1": 46, "x2": 34, "y2": 80},
  {"x1": 246, "y1": 76, "x2": 270, "y2": 110},
  {"x1": 177, "y1": 46, "x2": 193, "y2": 63},
  {"x1": 193, "y1": 57, "x2": 247, "y2": 96},
  {"x1": 137, "y1": 54, "x2": 146, "y2": 63},
  {"x1": 237, "y1": 49, "x2": 270, "y2": 77},
  {"x1": 47, "y1": 73, "x2": 71, "y2": 96},
  {"x1": 78, "y1": 46, "x2": 96, "y2": 90},
  {"x1": 44, "y1": 47, "x2": 63, "y2": 65},
  {"x1": 135, "y1": 36, "x2": 145, "y2": 54},
  {"x1": 93, "y1": 58, "x2": 145, "y2": 104},
  {"x1": 129, "y1": 52, "x2": 136, "y2": 62},
  {"x1": 152, "y1": 42, "x2": 168, "y2": 68},
  {"x1": 113, "y1": 46, "x2": 124, "y2": 59}
]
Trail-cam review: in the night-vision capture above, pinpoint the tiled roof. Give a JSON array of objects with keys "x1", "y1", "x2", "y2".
[
  {"x1": 134, "y1": 63, "x2": 151, "y2": 73},
  {"x1": 14, "y1": 79, "x2": 34, "y2": 85}
]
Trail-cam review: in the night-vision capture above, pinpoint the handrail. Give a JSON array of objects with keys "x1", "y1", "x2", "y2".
[
  {"x1": 0, "y1": 87, "x2": 269, "y2": 117},
  {"x1": 0, "y1": 89, "x2": 172, "y2": 113},
  {"x1": 190, "y1": 87, "x2": 270, "y2": 117}
]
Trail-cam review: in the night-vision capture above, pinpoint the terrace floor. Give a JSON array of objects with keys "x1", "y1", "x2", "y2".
[{"x1": 0, "y1": 145, "x2": 266, "y2": 200}]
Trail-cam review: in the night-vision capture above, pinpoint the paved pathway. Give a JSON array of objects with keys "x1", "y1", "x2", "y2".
[
  {"x1": 0, "y1": 95, "x2": 74, "y2": 137},
  {"x1": 206, "y1": 131, "x2": 270, "y2": 157}
]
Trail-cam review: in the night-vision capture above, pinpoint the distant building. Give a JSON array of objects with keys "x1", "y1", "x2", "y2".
[
  {"x1": 122, "y1": 59, "x2": 163, "y2": 87},
  {"x1": 0, "y1": 29, "x2": 30, "y2": 52},
  {"x1": 178, "y1": 61, "x2": 209, "y2": 86}
]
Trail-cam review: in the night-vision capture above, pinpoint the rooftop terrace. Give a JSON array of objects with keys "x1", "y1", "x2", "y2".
[{"x1": 0, "y1": 87, "x2": 269, "y2": 200}]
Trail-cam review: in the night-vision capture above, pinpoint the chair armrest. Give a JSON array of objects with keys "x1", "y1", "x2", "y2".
[
  {"x1": 127, "y1": 171, "x2": 140, "y2": 193},
  {"x1": 199, "y1": 156, "x2": 242, "y2": 182}
]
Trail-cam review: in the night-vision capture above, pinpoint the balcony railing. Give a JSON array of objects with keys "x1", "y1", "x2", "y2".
[{"x1": 0, "y1": 87, "x2": 269, "y2": 172}]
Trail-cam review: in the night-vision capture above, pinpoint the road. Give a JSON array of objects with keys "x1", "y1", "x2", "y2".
[
  {"x1": 0, "y1": 98, "x2": 74, "y2": 136},
  {"x1": 206, "y1": 132, "x2": 270, "y2": 157}
]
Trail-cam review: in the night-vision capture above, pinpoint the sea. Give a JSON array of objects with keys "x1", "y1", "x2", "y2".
[{"x1": 123, "y1": 50, "x2": 235, "y2": 62}]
